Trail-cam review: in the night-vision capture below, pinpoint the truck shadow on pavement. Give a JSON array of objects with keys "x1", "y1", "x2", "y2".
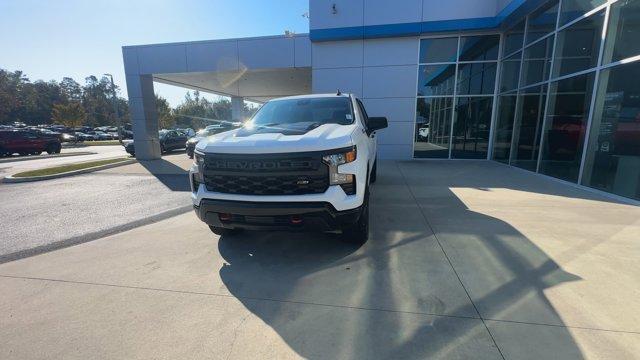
[
  {"x1": 217, "y1": 161, "x2": 589, "y2": 359},
  {"x1": 138, "y1": 157, "x2": 191, "y2": 192}
]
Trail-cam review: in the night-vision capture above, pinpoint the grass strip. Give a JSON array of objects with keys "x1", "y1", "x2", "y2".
[{"x1": 13, "y1": 158, "x2": 130, "y2": 178}]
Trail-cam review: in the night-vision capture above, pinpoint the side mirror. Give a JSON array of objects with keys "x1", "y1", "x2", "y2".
[{"x1": 368, "y1": 117, "x2": 388, "y2": 133}]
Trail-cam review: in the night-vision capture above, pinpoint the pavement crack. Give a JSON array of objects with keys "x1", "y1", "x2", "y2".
[
  {"x1": 225, "y1": 312, "x2": 251, "y2": 360},
  {"x1": 2, "y1": 274, "x2": 639, "y2": 336}
]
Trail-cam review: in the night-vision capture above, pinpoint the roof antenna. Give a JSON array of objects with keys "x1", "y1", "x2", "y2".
[{"x1": 336, "y1": 89, "x2": 341, "y2": 96}]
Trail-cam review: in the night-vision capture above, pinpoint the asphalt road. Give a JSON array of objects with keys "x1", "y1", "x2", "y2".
[
  {"x1": 0, "y1": 154, "x2": 191, "y2": 260},
  {"x1": 0, "y1": 145, "x2": 127, "y2": 177}
]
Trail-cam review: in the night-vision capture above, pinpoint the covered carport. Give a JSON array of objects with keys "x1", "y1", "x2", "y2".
[{"x1": 122, "y1": 34, "x2": 312, "y2": 160}]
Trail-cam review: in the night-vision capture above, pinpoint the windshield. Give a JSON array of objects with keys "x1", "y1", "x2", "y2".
[{"x1": 250, "y1": 97, "x2": 353, "y2": 127}]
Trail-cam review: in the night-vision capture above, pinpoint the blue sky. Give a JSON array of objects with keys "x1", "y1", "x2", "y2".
[{"x1": 0, "y1": 0, "x2": 309, "y2": 106}]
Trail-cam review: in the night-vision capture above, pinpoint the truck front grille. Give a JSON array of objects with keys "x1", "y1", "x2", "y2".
[{"x1": 202, "y1": 152, "x2": 329, "y2": 196}]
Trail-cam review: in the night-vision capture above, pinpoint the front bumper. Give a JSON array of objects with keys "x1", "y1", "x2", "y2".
[{"x1": 194, "y1": 199, "x2": 363, "y2": 231}]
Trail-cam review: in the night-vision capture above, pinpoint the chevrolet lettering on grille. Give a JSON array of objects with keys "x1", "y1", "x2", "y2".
[{"x1": 210, "y1": 160, "x2": 311, "y2": 170}]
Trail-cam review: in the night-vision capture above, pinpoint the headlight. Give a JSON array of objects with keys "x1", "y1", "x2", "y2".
[
  {"x1": 194, "y1": 151, "x2": 205, "y2": 169},
  {"x1": 193, "y1": 151, "x2": 205, "y2": 184},
  {"x1": 322, "y1": 147, "x2": 356, "y2": 189},
  {"x1": 322, "y1": 148, "x2": 356, "y2": 167}
]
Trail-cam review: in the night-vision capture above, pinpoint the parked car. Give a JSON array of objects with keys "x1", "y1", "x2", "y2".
[
  {"x1": 124, "y1": 129, "x2": 188, "y2": 156},
  {"x1": 60, "y1": 133, "x2": 78, "y2": 143},
  {"x1": 0, "y1": 130, "x2": 62, "y2": 156},
  {"x1": 73, "y1": 132, "x2": 95, "y2": 141},
  {"x1": 190, "y1": 93, "x2": 388, "y2": 243},
  {"x1": 92, "y1": 131, "x2": 112, "y2": 140},
  {"x1": 186, "y1": 123, "x2": 237, "y2": 158}
]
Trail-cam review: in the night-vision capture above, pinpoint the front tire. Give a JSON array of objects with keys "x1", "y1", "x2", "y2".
[
  {"x1": 342, "y1": 189, "x2": 369, "y2": 244},
  {"x1": 46, "y1": 143, "x2": 60, "y2": 154}
]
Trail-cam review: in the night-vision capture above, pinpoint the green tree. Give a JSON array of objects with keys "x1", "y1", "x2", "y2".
[
  {"x1": 173, "y1": 91, "x2": 233, "y2": 129},
  {"x1": 156, "y1": 95, "x2": 175, "y2": 129},
  {"x1": 60, "y1": 77, "x2": 83, "y2": 102},
  {"x1": 51, "y1": 102, "x2": 87, "y2": 128}
]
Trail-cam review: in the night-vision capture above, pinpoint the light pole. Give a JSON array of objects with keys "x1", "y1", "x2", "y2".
[{"x1": 104, "y1": 73, "x2": 123, "y2": 145}]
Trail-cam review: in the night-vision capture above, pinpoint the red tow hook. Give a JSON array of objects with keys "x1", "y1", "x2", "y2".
[
  {"x1": 218, "y1": 213, "x2": 232, "y2": 222},
  {"x1": 290, "y1": 215, "x2": 303, "y2": 224}
]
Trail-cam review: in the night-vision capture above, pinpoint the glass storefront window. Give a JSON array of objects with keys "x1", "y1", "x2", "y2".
[
  {"x1": 456, "y1": 62, "x2": 497, "y2": 95},
  {"x1": 511, "y1": 85, "x2": 547, "y2": 171},
  {"x1": 540, "y1": 73, "x2": 595, "y2": 182},
  {"x1": 582, "y1": 61, "x2": 640, "y2": 200},
  {"x1": 526, "y1": 0, "x2": 559, "y2": 44},
  {"x1": 552, "y1": 10, "x2": 605, "y2": 78},
  {"x1": 559, "y1": 0, "x2": 605, "y2": 26},
  {"x1": 504, "y1": 21, "x2": 526, "y2": 56},
  {"x1": 414, "y1": 35, "x2": 499, "y2": 159},
  {"x1": 602, "y1": 0, "x2": 640, "y2": 64},
  {"x1": 521, "y1": 36, "x2": 553, "y2": 86},
  {"x1": 418, "y1": 64, "x2": 456, "y2": 96},
  {"x1": 452, "y1": 97, "x2": 493, "y2": 159},
  {"x1": 493, "y1": 94, "x2": 518, "y2": 163},
  {"x1": 500, "y1": 52, "x2": 522, "y2": 93},
  {"x1": 419, "y1": 38, "x2": 458, "y2": 63},
  {"x1": 414, "y1": 97, "x2": 453, "y2": 158},
  {"x1": 459, "y1": 35, "x2": 500, "y2": 62}
]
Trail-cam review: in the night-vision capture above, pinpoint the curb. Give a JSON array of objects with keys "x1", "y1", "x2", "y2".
[
  {"x1": 2, "y1": 159, "x2": 136, "y2": 183},
  {"x1": 0, "y1": 152, "x2": 96, "y2": 164}
]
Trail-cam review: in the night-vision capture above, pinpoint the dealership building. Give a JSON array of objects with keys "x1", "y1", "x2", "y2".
[{"x1": 122, "y1": 0, "x2": 640, "y2": 201}]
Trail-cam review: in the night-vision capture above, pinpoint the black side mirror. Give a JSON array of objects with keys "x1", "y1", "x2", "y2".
[{"x1": 368, "y1": 117, "x2": 388, "y2": 133}]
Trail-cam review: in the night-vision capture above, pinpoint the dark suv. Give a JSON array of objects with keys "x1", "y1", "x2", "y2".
[
  {"x1": 124, "y1": 130, "x2": 188, "y2": 156},
  {"x1": 0, "y1": 130, "x2": 62, "y2": 156}
]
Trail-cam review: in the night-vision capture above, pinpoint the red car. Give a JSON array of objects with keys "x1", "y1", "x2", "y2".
[{"x1": 0, "y1": 130, "x2": 62, "y2": 156}]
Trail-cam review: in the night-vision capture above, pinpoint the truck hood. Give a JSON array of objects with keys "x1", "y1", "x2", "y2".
[{"x1": 196, "y1": 123, "x2": 356, "y2": 154}]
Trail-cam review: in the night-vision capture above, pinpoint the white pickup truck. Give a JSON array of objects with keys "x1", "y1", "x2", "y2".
[{"x1": 189, "y1": 93, "x2": 388, "y2": 243}]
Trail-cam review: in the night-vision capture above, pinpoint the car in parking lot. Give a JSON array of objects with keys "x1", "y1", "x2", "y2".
[
  {"x1": 186, "y1": 123, "x2": 237, "y2": 158},
  {"x1": 0, "y1": 129, "x2": 62, "y2": 156},
  {"x1": 124, "y1": 129, "x2": 188, "y2": 156}
]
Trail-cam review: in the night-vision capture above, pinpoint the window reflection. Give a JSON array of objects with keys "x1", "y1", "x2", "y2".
[
  {"x1": 552, "y1": 10, "x2": 604, "y2": 78},
  {"x1": 459, "y1": 35, "x2": 499, "y2": 61},
  {"x1": 493, "y1": 94, "x2": 518, "y2": 163},
  {"x1": 504, "y1": 21, "x2": 526, "y2": 56},
  {"x1": 522, "y1": 36, "x2": 553, "y2": 86},
  {"x1": 414, "y1": 97, "x2": 453, "y2": 158},
  {"x1": 603, "y1": 0, "x2": 640, "y2": 64},
  {"x1": 559, "y1": 0, "x2": 605, "y2": 26},
  {"x1": 452, "y1": 97, "x2": 493, "y2": 159},
  {"x1": 582, "y1": 61, "x2": 640, "y2": 200},
  {"x1": 540, "y1": 73, "x2": 595, "y2": 182},
  {"x1": 419, "y1": 38, "x2": 458, "y2": 63},
  {"x1": 417, "y1": 64, "x2": 456, "y2": 96},
  {"x1": 457, "y1": 62, "x2": 497, "y2": 95},
  {"x1": 526, "y1": 0, "x2": 559, "y2": 44},
  {"x1": 500, "y1": 52, "x2": 522, "y2": 93},
  {"x1": 511, "y1": 86, "x2": 547, "y2": 171}
]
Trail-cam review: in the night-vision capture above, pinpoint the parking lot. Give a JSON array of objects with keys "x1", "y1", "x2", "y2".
[{"x1": 1, "y1": 160, "x2": 639, "y2": 359}]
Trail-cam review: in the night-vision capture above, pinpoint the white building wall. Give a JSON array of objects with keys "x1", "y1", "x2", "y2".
[
  {"x1": 312, "y1": 37, "x2": 419, "y2": 159},
  {"x1": 310, "y1": 0, "x2": 505, "y2": 30}
]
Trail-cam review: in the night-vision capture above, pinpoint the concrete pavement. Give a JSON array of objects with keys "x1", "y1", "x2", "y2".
[
  {"x1": 1, "y1": 160, "x2": 639, "y2": 359},
  {"x1": 0, "y1": 153, "x2": 192, "y2": 260}
]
